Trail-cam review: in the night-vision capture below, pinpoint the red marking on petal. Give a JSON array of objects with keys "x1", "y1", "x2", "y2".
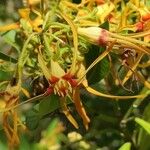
[
  {"x1": 98, "y1": 29, "x2": 108, "y2": 46},
  {"x1": 45, "y1": 87, "x2": 53, "y2": 96},
  {"x1": 142, "y1": 14, "x2": 150, "y2": 21},
  {"x1": 59, "y1": 87, "x2": 67, "y2": 96},
  {"x1": 62, "y1": 73, "x2": 73, "y2": 80},
  {"x1": 62, "y1": 73, "x2": 77, "y2": 87},
  {"x1": 69, "y1": 79, "x2": 78, "y2": 87},
  {"x1": 108, "y1": 14, "x2": 113, "y2": 23},
  {"x1": 136, "y1": 22, "x2": 144, "y2": 32},
  {"x1": 95, "y1": 0, "x2": 105, "y2": 5},
  {"x1": 49, "y1": 76, "x2": 59, "y2": 84}
]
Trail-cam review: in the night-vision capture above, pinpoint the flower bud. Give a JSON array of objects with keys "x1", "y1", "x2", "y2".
[{"x1": 78, "y1": 27, "x2": 108, "y2": 46}]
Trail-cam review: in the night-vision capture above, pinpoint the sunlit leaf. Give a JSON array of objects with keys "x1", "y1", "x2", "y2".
[
  {"x1": 135, "y1": 117, "x2": 150, "y2": 134},
  {"x1": 137, "y1": 103, "x2": 150, "y2": 150},
  {"x1": 46, "y1": 119, "x2": 59, "y2": 135},
  {"x1": 2, "y1": 30, "x2": 20, "y2": 53},
  {"x1": 118, "y1": 142, "x2": 131, "y2": 150},
  {"x1": 0, "y1": 141, "x2": 7, "y2": 150}
]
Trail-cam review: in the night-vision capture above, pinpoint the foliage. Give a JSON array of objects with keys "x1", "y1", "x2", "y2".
[{"x1": 0, "y1": 0, "x2": 150, "y2": 149}]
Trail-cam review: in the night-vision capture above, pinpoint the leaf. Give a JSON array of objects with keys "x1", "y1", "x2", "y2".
[
  {"x1": 0, "y1": 52, "x2": 34, "y2": 68},
  {"x1": 46, "y1": 119, "x2": 59, "y2": 135},
  {"x1": 0, "y1": 52, "x2": 17, "y2": 63},
  {"x1": 0, "y1": 141, "x2": 7, "y2": 150},
  {"x1": 25, "y1": 110, "x2": 39, "y2": 130},
  {"x1": 100, "y1": 21, "x2": 109, "y2": 29},
  {"x1": 85, "y1": 45, "x2": 110, "y2": 84},
  {"x1": 39, "y1": 94, "x2": 60, "y2": 117},
  {"x1": 0, "y1": 70, "x2": 12, "y2": 81},
  {"x1": 135, "y1": 117, "x2": 150, "y2": 134},
  {"x1": 19, "y1": 136, "x2": 31, "y2": 150},
  {"x1": 2, "y1": 30, "x2": 20, "y2": 53},
  {"x1": 118, "y1": 142, "x2": 131, "y2": 150},
  {"x1": 137, "y1": 103, "x2": 150, "y2": 150}
]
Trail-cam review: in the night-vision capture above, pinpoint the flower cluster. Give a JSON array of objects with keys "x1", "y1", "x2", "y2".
[{"x1": 0, "y1": 0, "x2": 150, "y2": 148}]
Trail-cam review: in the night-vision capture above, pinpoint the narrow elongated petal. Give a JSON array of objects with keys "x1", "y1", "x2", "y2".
[
  {"x1": 50, "y1": 60, "x2": 65, "y2": 78},
  {"x1": 60, "y1": 98, "x2": 79, "y2": 129},
  {"x1": 0, "y1": 23, "x2": 19, "y2": 32},
  {"x1": 82, "y1": 79, "x2": 146, "y2": 99},
  {"x1": 73, "y1": 88, "x2": 90, "y2": 130}
]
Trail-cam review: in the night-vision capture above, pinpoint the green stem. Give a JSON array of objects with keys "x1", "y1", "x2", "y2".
[
  {"x1": 17, "y1": 33, "x2": 37, "y2": 85},
  {"x1": 43, "y1": 34, "x2": 53, "y2": 59},
  {"x1": 58, "y1": 12, "x2": 78, "y2": 75}
]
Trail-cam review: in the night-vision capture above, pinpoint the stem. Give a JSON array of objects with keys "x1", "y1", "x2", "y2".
[
  {"x1": 108, "y1": 32, "x2": 150, "y2": 48},
  {"x1": 0, "y1": 93, "x2": 46, "y2": 113},
  {"x1": 108, "y1": 37, "x2": 150, "y2": 54},
  {"x1": 122, "y1": 53, "x2": 143, "y2": 85},
  {"x1": 59, "y1": 12, "x2": 78, "y2": 75},
  {"x1": 77, "y1": 41, "x2": 114, "y2": 85},
  {"x1": 17, "y1": 33, "x2": 37, "y2": 85},
  {"x1": 40, "y1": 0, "x2": 44, "y2": 18},
  {"x1": 43, "y1": 34, "x2": 53, "y2": 59},
  {"x1": 122, "y1": 30, "x2": 150, "y2": 38}
]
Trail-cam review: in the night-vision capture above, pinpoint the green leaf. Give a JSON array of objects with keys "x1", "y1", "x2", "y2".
[
  {"x1": 137, "y1": 103, "x2": 150, "y2": 150},
  {"x1": 0, "y1": 52, "x2": 17, "y2": 63},
  {"x1": 25, "y1": 110, "x2": 39, "y2": 130},
  {"x1": 100, "y1": 21, "x2": 109, "y2": 30},
  {"x1": 135, "y1": 117, "x2": 150, "y2": 134},
  {"x1": 46, "y1": 119, "x2": 59, "y2": 135},
  {"x1": 0, "y1": 70, "x2": 12, "y2": 81},
  {"x1": 19, "y1": 136, "x2": 31, "y2": 150},
  {"x1": 85, "y1": 45, "x2": 110, "y2": 84},
  {"x1": 118, "y1": 142, "x2": 131, "y2": 150},
  {"x1": 39, "y1": 94, "x2": 60, "y2": 117},
  {"x1": 0, "y1": 52, "x2": 34, "y2": 68},
  {"x1": 2, "y1": 30, "x2": 20, "y2": 53},
  {"x1": 0, "y1": 141, "x2": 7, "y2": 150}
]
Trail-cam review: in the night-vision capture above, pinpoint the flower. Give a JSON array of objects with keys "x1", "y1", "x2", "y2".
[{"x1": 78, "y1": 27, "x2": 108, "y2": 46}]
